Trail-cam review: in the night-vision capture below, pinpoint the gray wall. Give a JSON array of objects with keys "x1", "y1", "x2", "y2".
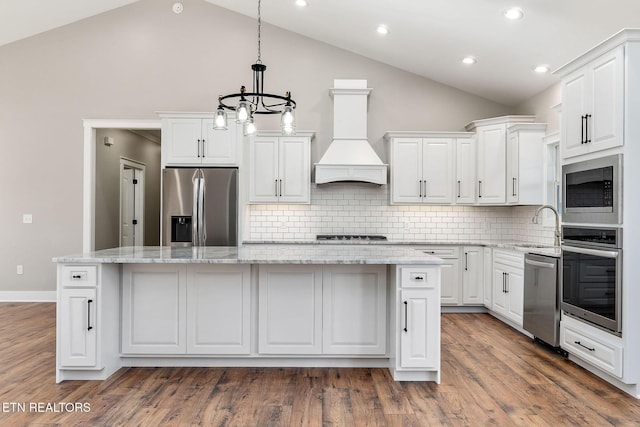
[
  {"x1": 0, "y1": 0, "x2": 514, "y2": 293},
  {"x1": 95, "y1": 129, "x2": 161, "y2": 250},
  {"x1": 515, "y1": 83, "x2": 562, "y2": 134}
]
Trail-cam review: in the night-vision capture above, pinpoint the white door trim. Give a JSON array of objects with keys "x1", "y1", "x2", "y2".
[{"x1": 83, "y1": 119, "x2": 161, "y2": 252}]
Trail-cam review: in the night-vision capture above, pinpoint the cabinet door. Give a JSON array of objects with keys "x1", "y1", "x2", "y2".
[
  {"x1": 59, "y1": 288, "x2": 97, "y2": 367},
  {"x1": 483, "y1": 248, "x2": 493, "y2": 308},
  {"x1": 186, "y1": 265, "x2": 250, "y2": 354},
  {"x1": 122, "y1": 265, "x2": 187, "y2": 354},
  {"x1": 506, "y1": 132, "x2": 519, "y2": 204},
  {"x1": 462, "y1": 247, "x2": 483, "y2": 305},
  {"x1": 455, "y1": 137, "x2": 476, "y2": 204},
  {"x1": 439, "y1": 258, "x2": 460, "y2": 306},
  {"x1": 201, "y1": 119, "x2": 238, "y2": 165},
  {"x1": 561, "y1": 70, "x2": 588, "y2": 158},
  {"x1": 422, "y1": 138, "x2": 454, "y2": 204},
  {"x1": 476, "y1": 124, "x2": 506, "y2": 204},
  {"x1": 163, "y1": 118, "x2": 203, "y2": 165},
  {"x1": 322, "y1": 265, "x2": 386, "y2": 355},
  {"x1": 400, "y1": 288, "x2": 439, "y2": 369},
  {"x1": 590, "y1": 46, "x2": 624, "y2": 153},
  {"x1": 258, "y1": 265, "x2": 323, "y2": 354},
  {"x1": 249, "y1": 136, "x2": 279, "y2": 203},
  {"x1": 492, "y1": 265, "x2": 508, "y2": 315},
  {"x1": 278, "y1": 137, "x2": 310, "y2": 203},
  {"x1": 506, "y1": 267, "x2": 524, "y2": 326},
  {"x1": 391, "y1": 138, "x2": 422, "y2": 203}
]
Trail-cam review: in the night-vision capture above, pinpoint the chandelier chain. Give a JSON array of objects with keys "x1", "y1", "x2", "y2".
[{"x1": 256, "y1": 0, "x2": 262, "y2": 64}]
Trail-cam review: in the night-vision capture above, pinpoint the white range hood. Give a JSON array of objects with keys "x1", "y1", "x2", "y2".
[{"x1": 315, "y1": 79, "x2": 387, "y2": 185}]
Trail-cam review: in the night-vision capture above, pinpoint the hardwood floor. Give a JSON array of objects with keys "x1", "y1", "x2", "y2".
[{"x1": 1, "y1": 302, "x2": 639, "y2": 426}]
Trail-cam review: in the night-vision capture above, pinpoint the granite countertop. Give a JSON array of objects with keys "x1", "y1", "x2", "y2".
[{"x1": 52, "y1": 245, "x2": 445, "y2": 265}]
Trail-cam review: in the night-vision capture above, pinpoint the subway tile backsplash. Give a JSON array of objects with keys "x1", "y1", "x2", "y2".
[{"x1": 247, "y1": 184, "x2": 556, "y2": 244}]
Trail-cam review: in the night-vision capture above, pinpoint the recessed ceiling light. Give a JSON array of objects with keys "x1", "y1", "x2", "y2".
[
  {"x1": 376, "y1": 24, "x2": 390, "y2": 35},
  {"x1": 172, "y1": 2, "x2": 183, "y2": 14},
  {"x1": 534, "y1": 64, "x2": 550, "y2": 74},
  {"x1": 462, "y1": 56, "x2": 477, "y2": 65},
  {"x1": 504, "y1": 7, "x2": 524, "y2": 20},
  {"x1": 295, "y1": 0, "x2": 308, "y2": 7}
]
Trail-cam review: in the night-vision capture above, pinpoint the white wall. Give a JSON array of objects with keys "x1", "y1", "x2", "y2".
[{"x1": 0, "y1": 0, "x2": 512, "y2": 293}]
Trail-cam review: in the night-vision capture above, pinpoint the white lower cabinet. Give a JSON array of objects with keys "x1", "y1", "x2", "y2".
[
  {"x1": 483, "y1": 247, "x2": 493, "y2": 308},
  {"x1": 186, "y1": 265, "x2": 251, "y2": 354},
  {"x1": 491, "y1": 249, "x2": 524, "y2": 326},
  {"x1": 323, "y1": 265, "x2": 387, "y2": 355},
  {"x1": 399, "y1": 288, "x2": 439, "y2": 368},
  {"x1": 258, "y1": 264, "x2": 387, "y2": 355},
  {"x1": 122, "y1": 264, "x2": 251, "y2": 355},
  {"x1": 59, "y1": 287, "x2": 97, "y2": 367},
  {"x1": 461, "y1": 246, "x2": 483, "y2": 304},
  {"x1": 258, "y1": 265, "x2": 323, "y2": 354},
  {"x1": 560, "y1": 314, "x2": 623, "y2": 378}
]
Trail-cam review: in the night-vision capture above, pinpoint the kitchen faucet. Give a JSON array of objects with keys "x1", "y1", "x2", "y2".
[{"x1": 532, "y1": 205, "x2": 561, "y2": 247}]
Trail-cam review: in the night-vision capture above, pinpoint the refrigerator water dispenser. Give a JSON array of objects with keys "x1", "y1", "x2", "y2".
[{"x1": 171, "y1": 216, "x2": 192, "y2": 243}]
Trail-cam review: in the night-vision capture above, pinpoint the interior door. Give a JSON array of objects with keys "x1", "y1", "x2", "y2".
[{"x1": 121, "y1": 162, "x2": 145, "y2": 246}]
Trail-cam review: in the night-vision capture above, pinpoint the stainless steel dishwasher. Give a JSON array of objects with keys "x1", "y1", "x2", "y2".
[{"x1": 523, "y1": 253, "x2": 560, "y2": 347}]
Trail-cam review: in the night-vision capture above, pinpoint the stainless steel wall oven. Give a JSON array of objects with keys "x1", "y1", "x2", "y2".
[
  {"x1": 561, "y1": 226, "x2": 622, "y2": 335},
  {"x1": 562, "y1": 154, "x2": 622, "y2": 224}
]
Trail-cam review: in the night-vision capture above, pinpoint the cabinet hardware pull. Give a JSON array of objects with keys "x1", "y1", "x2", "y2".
[
  {"x1": 478, "y1": 180, "x2": 482, "y2": 198},
  {"x1": 512, "y1": 177, "x2": 516, "y2": 197},
  {"x1": 87, "y1": 299, "x2": 93, "y2": 331},
  {"x1": 465, "y1": 253, "x2": 468, "y2": 271},
  {"x1": 279, "y1": 179, "x2": 282, "y2": 197},
  {"x1": 505, "y1": 272, "x2": 509, "y2": 293},
  {"x1": 197, "y1": 139, "x2": 201, "y2": 157},
  {"x1": 423, "y1": 180, "x2": 427, "y2": 198},
  {"x1": 275, "y1": 179, "x2": 278, "y2": 196},
  {"x1": 585, "y1": 114, "x2": 592, "y2": 143},
  {"x1": 457, "y1": 180, "x2": 461, "y2": 198},
  {"x1": 413, "y1": 276, "x2": 424, "y2": 281},
  {"x1": 574, "y1": 340, "x2": 595, "y2": 352},
  {"x1": 581, "y1": 115, "x2": 585, "y2": 144},
  {"x1": 502, "y1": 272, "x2": 506, "y2": 293},
  {"x1": 403, "y1": 301, "x2": 408, "y2": 332},
  {"x1": 202, "y1": 139, "x2": 205, "y2": 157},
  {"x1": 419, "y1": 180, "x2": 422, "y2": 197},
  {"x1": 72, "y1": 274, "x2": 82, "y2": 280}
]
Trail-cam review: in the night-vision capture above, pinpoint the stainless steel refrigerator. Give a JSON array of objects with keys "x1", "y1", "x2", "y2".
[{"x1": 162, "y1": 168, "x2": 238, "y2": 246}]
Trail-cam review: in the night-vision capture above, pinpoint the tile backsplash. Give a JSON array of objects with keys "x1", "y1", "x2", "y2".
[{"x1": 247, "y1": 183, "x2": 555, "y2": 244}]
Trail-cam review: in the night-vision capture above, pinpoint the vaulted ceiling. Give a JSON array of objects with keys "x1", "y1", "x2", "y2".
[{"x1": 2, "y1": 0, "x2": 639, "y2": 106}]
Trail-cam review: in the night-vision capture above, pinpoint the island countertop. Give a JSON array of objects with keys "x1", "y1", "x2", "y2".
[{"x1": 52, "y1": 244, "x2": 445, "y2": 265}]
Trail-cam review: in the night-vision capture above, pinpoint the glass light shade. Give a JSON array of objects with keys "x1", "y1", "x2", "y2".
[
  {"x1": 213, "y1": 107, "x2": 228, "y2": 130},
  {"x1": 236, "y1": 100, "x2": 249, "y2": 123},
  {"x1": 281, "y1": 105, "x2": 295, "y2": 126},
  {"x1": 244, "y1": 116, "x2": 257, "y2": 135}
]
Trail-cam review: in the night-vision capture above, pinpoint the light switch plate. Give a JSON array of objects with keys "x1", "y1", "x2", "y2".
[{"x1": 22, "y1": 214, "x2": 33, "y2": 224}]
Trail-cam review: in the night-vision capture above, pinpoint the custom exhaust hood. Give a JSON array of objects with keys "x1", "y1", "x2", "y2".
[{"x1": 314, "y1": 80, "x2": 387, "y2": 185}]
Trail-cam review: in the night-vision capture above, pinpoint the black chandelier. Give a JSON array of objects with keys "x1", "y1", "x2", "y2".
[{"x1": 213, "y1": 0, "x2": 297, "y2": 135}]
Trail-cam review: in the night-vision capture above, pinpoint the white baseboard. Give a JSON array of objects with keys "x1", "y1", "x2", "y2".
[{"x1": 0, "y1": 291, "x2": 56, "y2": 302}]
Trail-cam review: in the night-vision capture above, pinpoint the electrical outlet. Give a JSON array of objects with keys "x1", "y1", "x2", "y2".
[
  {"x1": 22, "y1": 214, "x2": 33, "y2": 224},
  {"x1": 17, "y1": 265, "x2": 23, "y2": 275}
]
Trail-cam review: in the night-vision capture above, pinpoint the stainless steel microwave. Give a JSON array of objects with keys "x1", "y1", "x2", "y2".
[{"x1": 562, "y1": 154, "x2": 622, "y2": 224}]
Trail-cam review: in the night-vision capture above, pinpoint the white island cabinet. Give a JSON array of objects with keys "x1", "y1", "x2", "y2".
[{"x1": 53, "y1": 245, "x2": 442, "y2": 384}]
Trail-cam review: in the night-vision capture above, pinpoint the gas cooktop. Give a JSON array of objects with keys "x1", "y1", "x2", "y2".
[{"x1": 316, "y1": 235, "x2": 388, "y2": 241}]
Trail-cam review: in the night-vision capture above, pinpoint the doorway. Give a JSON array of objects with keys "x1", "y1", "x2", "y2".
[{"x1": 120, "y1": 159, "x2": 145, "y2": 246}]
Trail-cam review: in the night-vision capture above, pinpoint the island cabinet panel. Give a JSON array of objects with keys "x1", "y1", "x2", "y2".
[
  {"x1": 59, "y1": 288, "x2": 97, "y2": 367},
  {"x1": 400, "y1": 289, "x2": 439, "y2": 368},
  {"x1": 258, "y1": 265, "x2": 323, "y2": 354},
  {"x1": 322, "y1": 265, "x2": 387, "y2": 355},
  {"x1": 122, "y1": 265, "x2": 187, "y2": 354},
  {"x1": 186, "y1": 265, "x2": 251, "y2": 354}
]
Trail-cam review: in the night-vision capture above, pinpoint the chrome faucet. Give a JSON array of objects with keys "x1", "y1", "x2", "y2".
[{"x1": 532, "y1": 205, "x2": 561, "y2": 247}]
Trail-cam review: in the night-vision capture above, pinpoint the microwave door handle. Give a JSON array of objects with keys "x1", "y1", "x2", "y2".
[{"x1": 562, "y1": 245, "x2": 619, "y2": 259}]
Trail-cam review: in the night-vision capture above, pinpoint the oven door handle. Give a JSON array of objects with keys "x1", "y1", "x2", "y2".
[{"x1": 562, "y1": 245, "x2": 619, "y2": 259}]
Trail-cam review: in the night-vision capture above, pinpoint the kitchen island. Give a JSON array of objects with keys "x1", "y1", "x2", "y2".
[{"x1": 53, "y1": 245, "x2": 443, "y2": 383}]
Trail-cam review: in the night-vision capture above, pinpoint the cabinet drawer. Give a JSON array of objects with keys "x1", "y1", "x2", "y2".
[
  {"x1": 400, "y1": 267, "x2": 438, "y2": 288},
  {"x1": 414, "y1": 246, "x2": 459, "y2": 258},
  {"x1": 560, "y1": 317, "x2": 623, "y2": 378},
  {"x1": 60, "y1": 265, "x2": 98, "y2": 287},
  {"x1": 493, "y1": 249, "x2": 523, "y2": 269}
]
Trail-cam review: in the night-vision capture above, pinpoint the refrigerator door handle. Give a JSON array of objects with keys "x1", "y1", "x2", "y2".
[
  {"x1": 192, "y1": 174, "x2": 200, "y2": 245},
  {"x1": 198, "y1": 175, "x2": 206, "y2": 245}
]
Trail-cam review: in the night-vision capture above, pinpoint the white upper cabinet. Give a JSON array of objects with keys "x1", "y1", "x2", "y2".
[
  {"x1": 465, "y1": 116, "x2": 538, "y2": 205},
  {"x1": 506, "y1": 123, "x2": 547, "y2": 205},
  {"x1": 386, "y1": 132, "x2": 472, "y2": 205},
  {"x1": 159, "y1": 112, "x2": 240, "y2": 167},
  {"x1": 455, "y1": 137, "x2": 476, "y2": 204},
  {"x1": 558, "y1": 46, "x2": 624, "y2": 159},
  {"x1": 248, "y1": 132, "x2": 313, "y2": 204}
]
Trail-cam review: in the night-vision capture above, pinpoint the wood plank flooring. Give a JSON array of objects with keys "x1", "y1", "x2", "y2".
[{"x1": 1, "y1": 302, "x2": 639, "y2": 426}]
